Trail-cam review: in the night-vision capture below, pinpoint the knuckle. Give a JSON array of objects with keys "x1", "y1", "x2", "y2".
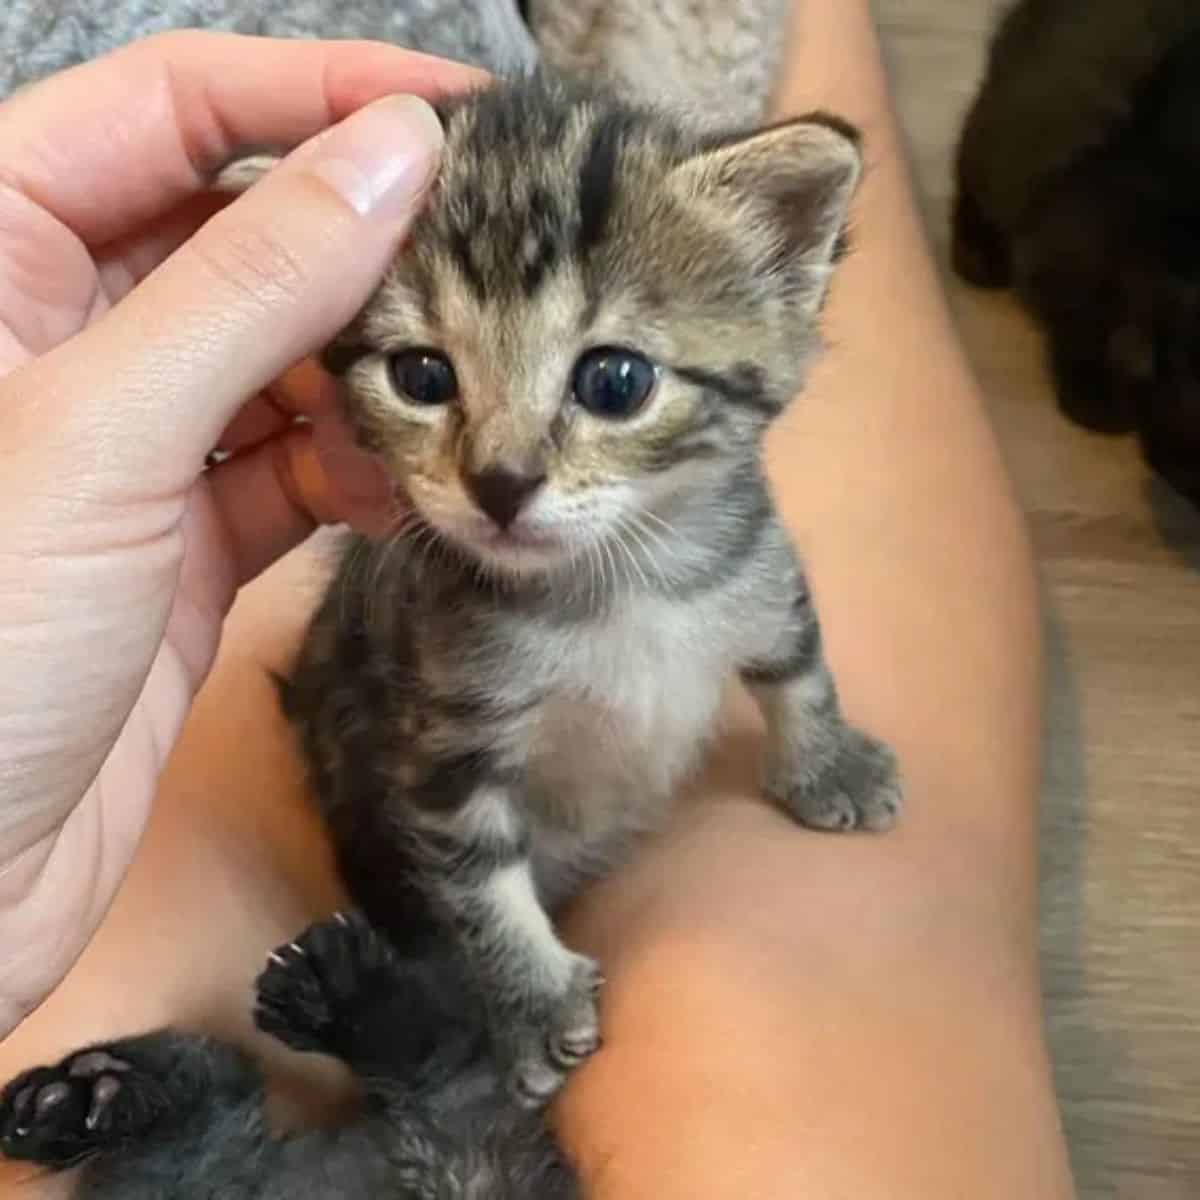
[
  {"x1": 144, "y1": 27, "x2": 217, "y2": 53},
  {"x1": 131, "y1": 28, "x2": 212, "y2": 63}
]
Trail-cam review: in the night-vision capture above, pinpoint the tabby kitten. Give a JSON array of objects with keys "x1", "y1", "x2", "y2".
[
  {"x1": 952, "y1": 0, "x2": 1200, "y2": 502},
  {"x1": 269, "y1": 69, "x2": 900, "y2": 1109},
  {"x1": 0, "y1": 67, "x2": 897, "y2": 1198}
]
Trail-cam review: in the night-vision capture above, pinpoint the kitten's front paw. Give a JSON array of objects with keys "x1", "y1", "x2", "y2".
[
  {"x1": 771, "y1": 726, "x2": 901, "y2": 833},
  {"x1": 0, "y1": 1047, "x2": 160, "y2": 1166},
  {"x1": 501, "y1": 954, "x2": 602, "y2": 1109}
]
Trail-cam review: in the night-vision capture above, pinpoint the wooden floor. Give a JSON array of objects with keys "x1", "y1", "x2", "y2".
[{"x1": 876, "y1": 3, "x2": 1200, "y2": 1196}]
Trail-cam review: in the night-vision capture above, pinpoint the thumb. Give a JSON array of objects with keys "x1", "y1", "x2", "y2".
[{"x1": 25, "y1": 93, "x2": 443, "y2": 493}]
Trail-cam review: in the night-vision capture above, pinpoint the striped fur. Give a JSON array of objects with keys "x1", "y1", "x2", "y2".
[
  {"x1": 275, "y1": 71, "x2": 903, "y2": 1108},
  {"x1": 0, "y1": 6, "x2": 896, "y2": 1197}
]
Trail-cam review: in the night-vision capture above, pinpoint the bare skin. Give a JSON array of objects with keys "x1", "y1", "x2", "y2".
[{"x1": 0, "y1": 2, "x2": 1076, "y2": 1197}]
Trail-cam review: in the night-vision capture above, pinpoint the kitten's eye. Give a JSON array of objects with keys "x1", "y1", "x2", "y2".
[
  {"x1": 388, "y1": 350, "x2": 458, "y2": 406},
  {"x1": 571, "y1": 347, "x2": 658, "y2": 419}
]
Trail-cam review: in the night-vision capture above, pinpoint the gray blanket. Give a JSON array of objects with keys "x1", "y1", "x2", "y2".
[
  {"x1": 0, "y1": 0, "x2": 535, "y2": 94},
  {"x1": 0, "y1": 0, "x2": 788, "y2": 127}
]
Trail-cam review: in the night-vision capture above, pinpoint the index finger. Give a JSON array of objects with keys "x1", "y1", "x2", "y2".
[{"x1": 0, "y1": 30, "x2": 485, "y2": 247}]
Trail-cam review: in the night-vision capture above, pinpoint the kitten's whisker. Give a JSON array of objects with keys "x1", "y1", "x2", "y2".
[
  {"x1": 367, "y1": 526, "x2": 410, "y2": 633},
  {"x1": 598, "y1": 531, "x2": 621, "y2": 602},
  {"x1": 589, "y1": 533, "x2": 609, "y2": 612},
  {"x1": 613, "y1": 517, "x2": 653, "y2": 595},
  {"x1": 586, "y1": 536, "x2": 602, "y2": 614},
  {"x1": 627, "y1": 517, "x2": 672, "y2": 592},
  {"x1": 627, "y1": 512, "x2": 686, "y2": 589},
  {"x1": 362, "y1": 514, "x2": 415, "y2": 618},
  {"x1": 337, "y1": 532, "x2": 372, "y2": 630},
  {"x1": 425, "y1": 523, "x2": 452, "y2": 579},
  {"x1": 363, "y1": 537, "x2": 386, "y2": 632},
  {"x1": 628, "y1": 512, "x2": 677, "y2": 557},
  {"x1": 582, "y1": 533, "x2": 603, "y2": 605},
  {"x1": 391, "y1": 524, "x2": 426, "y2": 592},
  {"x1": 410, "y1": 522, "x2": 443, "y2": 582},
  {"x1": 638, "y1": 509, "x2": 682, "y2": 540}
]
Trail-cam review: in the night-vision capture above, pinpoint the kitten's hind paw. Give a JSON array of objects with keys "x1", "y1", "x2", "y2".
[
  {"x1": 0, "y1": 1047, "x2": 162, "y2": 1167},
  {"x1": 771, "y1": 726, "x2": 902, "y2": 833}
]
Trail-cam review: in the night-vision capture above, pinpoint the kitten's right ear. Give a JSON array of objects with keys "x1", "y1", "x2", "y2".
[
  {"x1": 674, "y1": 112, "x2": 863, "y2": 277},
  {"x1": 211, "y1": 151, "x2": 283, "y2": 195}
]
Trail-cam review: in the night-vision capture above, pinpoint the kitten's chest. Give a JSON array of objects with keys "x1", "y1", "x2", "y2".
[{"x1": 508, "y1": 596, "x2": 732, "y2": 819}]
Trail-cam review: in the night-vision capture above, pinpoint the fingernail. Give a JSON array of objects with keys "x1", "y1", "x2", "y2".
[{"x1": 308, "y1": 95, "x2": 444, "y2": 219}]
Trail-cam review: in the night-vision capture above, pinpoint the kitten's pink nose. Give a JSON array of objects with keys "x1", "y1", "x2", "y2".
[{"x1": 464, "y1": 467, "x2": 546, "y2": 530}]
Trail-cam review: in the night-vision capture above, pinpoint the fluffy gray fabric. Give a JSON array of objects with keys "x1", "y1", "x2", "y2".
[
  {"x1": 0, "y1": 0, "x2": 787, "y2": 126},
  {"x1": 0, "y1": 0, "x2": 537, "y2": 96}
]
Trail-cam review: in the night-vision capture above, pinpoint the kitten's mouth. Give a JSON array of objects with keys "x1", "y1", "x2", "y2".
[
  {"x1": 401, "y1": 490, "x2": 570, "y2": 575},
  {"x1": 481, "y1": 525, "x2": 558, "y2": 551},
  {"x1": 445, "y1": 516, "x2": 570, "y2": 575},
  {"x1": 471, "y1": 523, "x2": 568, "y2": 572}
]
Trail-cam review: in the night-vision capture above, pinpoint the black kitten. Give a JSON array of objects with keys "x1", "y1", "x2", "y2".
[
  {"x1": 953, "y1": 0, "x2": 1200, "y2": 502},
  {"x1": 0, "y1": 914, "x2": 577, "y2": 1198}
]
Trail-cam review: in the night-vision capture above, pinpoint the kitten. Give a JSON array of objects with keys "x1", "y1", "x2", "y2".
[
  {"x1": 0, "y1": 70, "x2": 896, "y2": 1198},
  {"x1": 0, "y1": 7, "x2": 902, "y2": 1195},
  {"x1": 1, "y1": 913, "x2": 578, "y2": 1198},
  {"x1": 267, "y1": 67, "x2": 899, "y2": 1111},
  {"x1": 952, "y1": 0, "x2": 1200, "y2": 502}
]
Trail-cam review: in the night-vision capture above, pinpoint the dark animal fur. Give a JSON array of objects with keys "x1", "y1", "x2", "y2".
[
  {"x1": 0, "y1": 914, "x2": 577, "y2": 1198},
  {"x1": 953, "y1": 0, "x2": 1200, "y2": 502}
]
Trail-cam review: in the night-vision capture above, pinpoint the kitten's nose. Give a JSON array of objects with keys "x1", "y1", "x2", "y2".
[{"x1": 464, "y1": 467, "x2": 546, "y2": 530}]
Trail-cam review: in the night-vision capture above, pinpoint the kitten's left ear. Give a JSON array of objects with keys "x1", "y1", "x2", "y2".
[
  {"x1": 211, "y1": 151, "x2": 283, "y2": 194},
  {"x1": 674, "y1": 112, "x2": 862, "y2": 273}
]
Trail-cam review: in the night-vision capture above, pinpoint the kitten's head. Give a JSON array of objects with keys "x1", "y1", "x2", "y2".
[{"x1": 227, "y1": 74, "x2": 861, "y2": 579}]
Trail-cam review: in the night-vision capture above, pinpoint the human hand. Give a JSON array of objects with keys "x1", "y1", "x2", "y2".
[{"x1": 0, "y1": 31, "x2": 480, "y2": 1037}]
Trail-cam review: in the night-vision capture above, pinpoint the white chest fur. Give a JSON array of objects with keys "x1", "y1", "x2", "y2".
[{"x1": 504, "y1": 590, "x2": 737, "y2": 842}]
